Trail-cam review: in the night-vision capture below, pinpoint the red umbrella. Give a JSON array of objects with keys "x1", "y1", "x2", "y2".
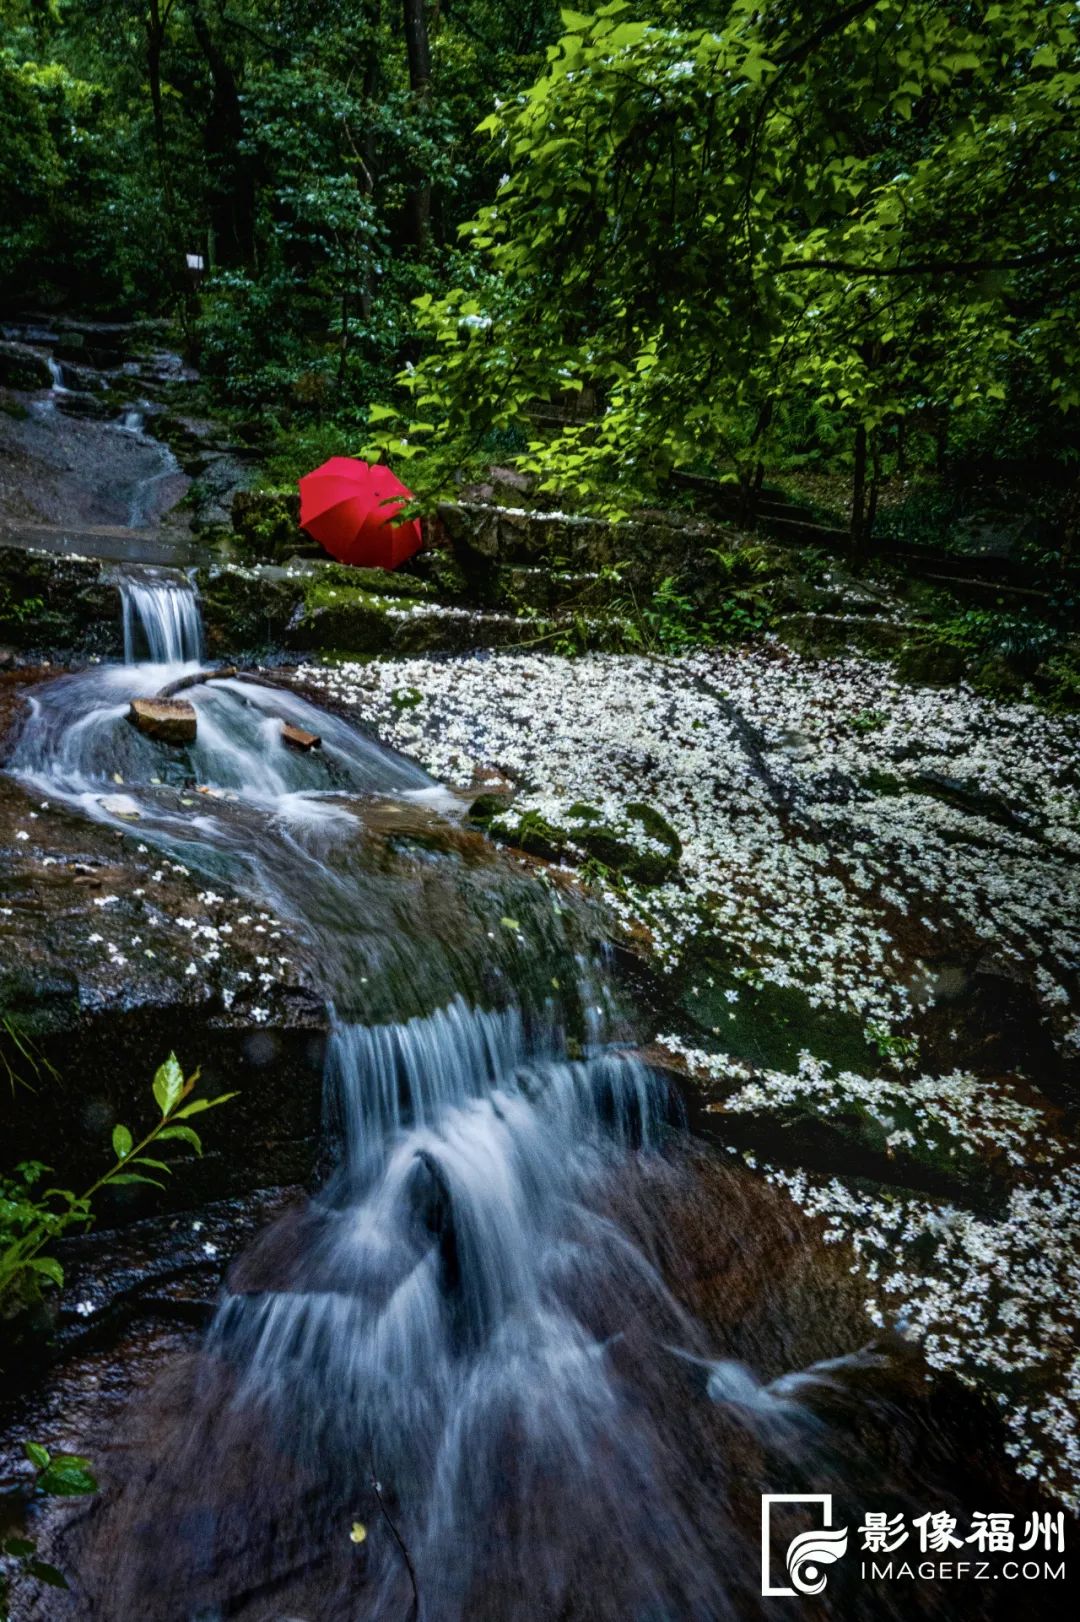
[{"x1": 298, "y1": 457, "x2": 422, "y2": 569}]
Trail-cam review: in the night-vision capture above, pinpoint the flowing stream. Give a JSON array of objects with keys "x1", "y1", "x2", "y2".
[{"x1": 6, "y1": 580, "x2": 993, "y2": 1620}]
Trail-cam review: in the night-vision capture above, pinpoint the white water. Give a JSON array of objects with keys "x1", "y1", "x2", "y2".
[
  {"x1": 207, "y1": 1001, "x2": 724, "y2": 1620},
  {"x1": 126, "y1": 452, "x2": 182, "y2": 528},
  {"x1": 120, "y1": 574, "x2": 203, "y2": 663}
]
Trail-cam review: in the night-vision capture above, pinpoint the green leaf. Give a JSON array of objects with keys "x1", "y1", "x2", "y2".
[
  {"x1": 156, "y1": 1124, "x2": 203, "y2": 1154},
  {"x1": 106, "y1": 1172, "x2": 165, "y2": 1189},
  {"x1": 2, "y1": 1538, "x2": 35, "y2": 1558},
  {"x1": 38, "y1": 1456, "x2": 97, "y2": 1498},
  {"x1": 24, "y1": 1442, "x2": 50, "y2": 1470},
  {"x1": 26, "y1": 1560, "x2": 69, "y2": 1588},
  {"x1": 152, "y1": 1054, "x2": 184, "y2": 1118},
  {"x1": 25, "y1": 1256, "x2": 64, "y2": 1288},
  {"x1": 130, "y1": 1157, "x2": 172, "y2": 1175},
  {"x1": 111, "y1": 1124, "x2": 132, "y2": 1161},
  {"x1": 173, "y1": 1092, "x2": 238, "y2": 1120}
]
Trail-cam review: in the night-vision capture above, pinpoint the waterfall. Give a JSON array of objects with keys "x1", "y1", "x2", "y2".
[
  {"x1": 46, "y1": 355, "x2": 69, "y2": 393},
  {"x1": 119, "y1": 573, "x2": 202, "y2": 665},
  {"x1": 203, "y1": 1001, "x2": 715, "y2": 1621}
]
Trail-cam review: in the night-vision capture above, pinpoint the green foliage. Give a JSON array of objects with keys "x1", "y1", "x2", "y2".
[
  {"x1": 1038, "y1": 649, "x2": 1080, "y2": 712},
  {"x1": 0, "y1": 1054, "x2": 234, "y2": 1315},
  {"x1": 851, "y1": 709, "x2": 889, "y2": 734},
  {"x1": 0, "y1": 1441, "x2": 98, "y2": 1620},
  {"x1": 365, "y1": 0, "x2": 1078, "y2": 544},
  {"x1": 5, "y1": 0, "x2": 1077, "y2": 561},
  {"x1": 927, "y1": 607, "x2": 1061, "y2": 665},
  {"x1": 866, "y1": 1024, "x2": 921, "y2": 1068}
]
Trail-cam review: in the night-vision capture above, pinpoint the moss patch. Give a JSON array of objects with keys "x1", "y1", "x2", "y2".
[
  {"x1": 678, "y1": 939, "x2": 879, "y2": 1076},
  {"x1": 488, "y1": 800, "x2": 681, "y2": 886}
]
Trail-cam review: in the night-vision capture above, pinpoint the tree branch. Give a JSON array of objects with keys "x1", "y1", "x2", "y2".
[{"x1": 776, "y1": 246, "x2": 1080, "y2": 277}]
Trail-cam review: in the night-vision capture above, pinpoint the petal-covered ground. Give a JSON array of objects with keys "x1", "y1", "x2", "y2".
[{"x1": 297, "y1": 643, "x2": 1080, "y2": 1508}]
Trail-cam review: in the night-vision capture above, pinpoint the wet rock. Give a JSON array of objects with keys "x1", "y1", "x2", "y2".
[
  {"x1": 128, "y1": 697, "x2": 197, "y2": 744},
  {"x1": 195, "y1": 564, "x2": 301, "y2": 655},
  {"x1": 281, "y1": 722, "x2": 320, "y2": 752}
]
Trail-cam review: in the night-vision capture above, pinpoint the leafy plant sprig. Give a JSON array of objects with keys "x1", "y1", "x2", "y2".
[
  {"x1": 0, "y1": 1055, "x2": 235, "y2": 1309},
  {"x1": 0, "y1": 1441, "x2": 98, "y2": 1618}
]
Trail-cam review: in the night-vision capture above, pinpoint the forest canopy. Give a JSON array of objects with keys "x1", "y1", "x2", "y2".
[{"x1": 2, "y1": 0, "x2": 1077, "y2": 531}]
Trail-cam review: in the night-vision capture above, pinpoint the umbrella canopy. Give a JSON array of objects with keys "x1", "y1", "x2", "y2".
[{"x1": 298, "y1": 457, "x2": 422, "y2": 569}]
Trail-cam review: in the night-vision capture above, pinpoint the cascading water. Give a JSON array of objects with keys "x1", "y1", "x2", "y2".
[
  {"x1": 126, "y1": 442, "x2": 184, "y2": 529},
  {"x1": 6, "y1": 579, "x2": 995, "y2": 1621},
  {"x1": 120, "y1": 573, "x2": 203, "y2": 664}
]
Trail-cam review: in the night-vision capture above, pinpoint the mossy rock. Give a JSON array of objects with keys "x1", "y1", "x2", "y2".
[
  {"x1": 310, "y1": 561, "x2": 436, "y2": 600},
  {"x1": 625, "y1": 801, "x2": 682, "y2": 861},
  {"x1": 1033, "y1": 649, "x2": 1080, "y2": 712},
  {"x1": 895, "y1": 637, "x2": 967, "y2": 686},
  {"x1": 492, "y1": 800, "x2": 681, "y2": 886},
  {"x1": 970, "y1": 653, "x2": 1028, "y2": 701},
  {"x1": 231, "y1": 487, "x2": 303, "y2": 561},
  {"x1": 0, "y1": 342, "x2": 52, "y2": 390},
  {"x1": 0, "y1": 546, "x2": 123, "y2": 656},
  {"x1": 195, "y1": 565, "x2": 304, "y2": 656},
  {"x1": 290, "y1": 584, "x2": 400, "y2": 655},
  {"x1": 469, "y1": 791, "x2": 513, "y2": 824},
  {"x1": 677, "y1": 938, "x2": 880, "y2": 1077}
]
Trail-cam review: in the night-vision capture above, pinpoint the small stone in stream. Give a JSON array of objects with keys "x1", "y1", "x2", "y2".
[
  {"x1": 282, "y1": 723, "x2": 321, "y2": 752},
  {"x1": 73, "y1": 874, "x2": 103, "y2": 888},
  {"x1": 128, "y1": 697, "x2": 197, "y2": 744}
]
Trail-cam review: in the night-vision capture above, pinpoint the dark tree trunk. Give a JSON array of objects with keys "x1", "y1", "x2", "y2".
[
  {"x1": 851, "y1": 422, "x2": 868, "y2": 551},
  {"x1": 866, "y1": 429, "x2": 882, "y2": 544},
  {"x1": 188, "y1": 0, "x2": 255, "y2": 266},
  {"x1": 402, "y1": 0, "x2": 433, "y2": 249},
  {"x1": 145, "y1": 4, "x2": 169, "y2": 186},
  {"x1": 360, "y1": 1, "x2": 382, "y2": 319},
  {"x1": 737, "y1": 398, "x2": 773, "y2": 528}
]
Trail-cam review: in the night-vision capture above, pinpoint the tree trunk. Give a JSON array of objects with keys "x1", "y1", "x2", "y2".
[
  {"x1": 851, "y1": 422, "x2": 868, "y2": 551},
  {"x1": 360, "y1": 2, "x2": 381, "y2": 319},
  {"x1": 737, "y1": 398, "x2": 773, "y2": 528},
  {"x1": 866, "y1": 429, "x2": 882, "y2": 545},
  {"x1": 188, "y1": 0, "x2": 255, "y2": 266},
  {"x1": 145, "y1": 5, "x2": 169, "y2": 189},
  {"x1": 402, "y1": 0, "x2": 433, "y2": 249}
]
